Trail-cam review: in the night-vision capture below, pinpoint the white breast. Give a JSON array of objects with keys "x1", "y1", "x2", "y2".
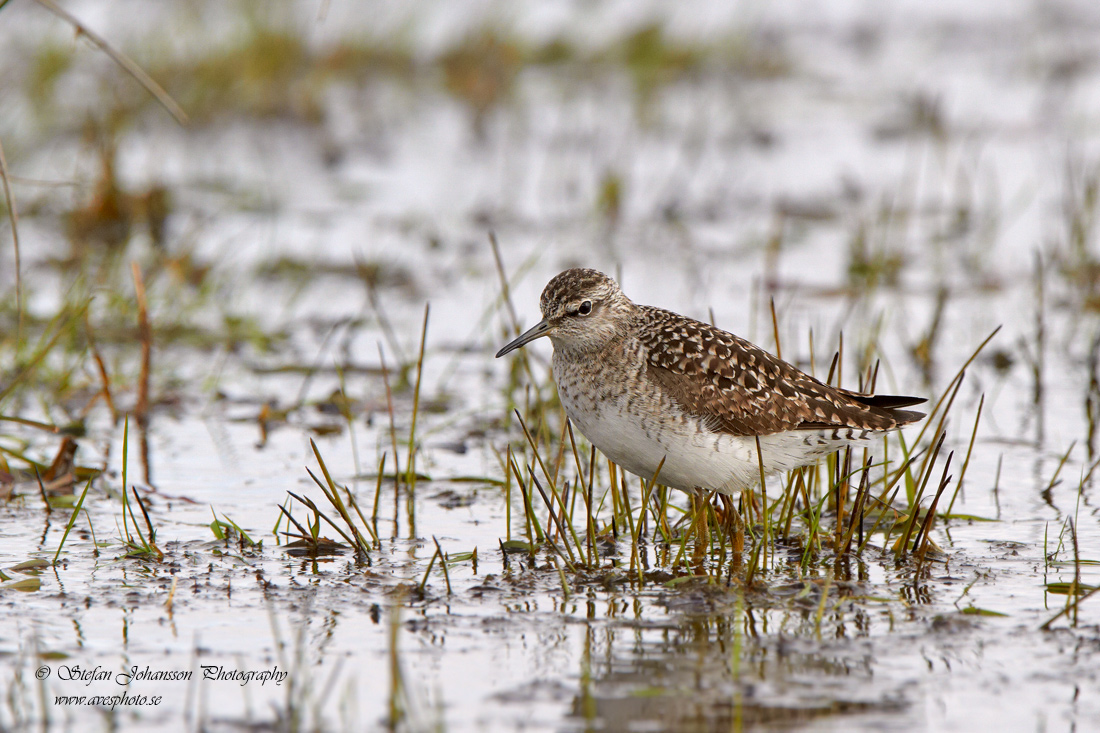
[{"x1": 557, "y1": 377, "x2": 876, "y2": 497}]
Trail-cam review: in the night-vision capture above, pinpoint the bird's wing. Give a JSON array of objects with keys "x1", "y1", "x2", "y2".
[{"x1": 638, "y1": 308, "x2": 923, "y2": 437}]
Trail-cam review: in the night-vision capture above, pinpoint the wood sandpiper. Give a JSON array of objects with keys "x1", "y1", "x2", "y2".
[{"x1": 496, "y1": 268, "x2": 925, "y2": 497}]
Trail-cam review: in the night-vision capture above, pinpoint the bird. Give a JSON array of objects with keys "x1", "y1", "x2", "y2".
[{"x1": 495, "y1": 268, "x2": 925, "y2": 498}]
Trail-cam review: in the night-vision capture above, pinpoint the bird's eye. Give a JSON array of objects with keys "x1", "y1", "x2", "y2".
[{"x1": 576, "y1": 300, "x2": 593, "y2": 316}]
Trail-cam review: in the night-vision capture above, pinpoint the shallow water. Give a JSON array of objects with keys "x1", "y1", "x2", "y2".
[{"x1": 1, "y1": 1, "x2": 1099, "y2": 731}]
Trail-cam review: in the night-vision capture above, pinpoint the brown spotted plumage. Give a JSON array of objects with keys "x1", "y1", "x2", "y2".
[
  {"x1": 496, "y1": 268, "x2": 925, "y2": 496},
  {"x1": 640, "y1": 307, "x2": 924, "y2": 436}
]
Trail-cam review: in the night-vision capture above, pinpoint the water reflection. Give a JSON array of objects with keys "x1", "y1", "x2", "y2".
[{"x1": 570, "y1": 594, "x2": 909, "y2": 731}]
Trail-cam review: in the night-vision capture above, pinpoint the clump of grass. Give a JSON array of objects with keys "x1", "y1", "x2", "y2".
[
  {"x1": 61, "y1": 136, "x2": 174, "y2": 254},
  {"x1": 0, "y1": 299, "x2": 90, "y2": 409},
  {"x1": 275, "y1": 497, "x2": 348, "y2": 558},
  {"x1": 147, "y1": 18, "x2": 418, "y2": 125},
  {"x1": 596, "y1": 171, "x2": 624, "y2": 224},
  {"x1": 1040, "y1": 515, "x2": 1100, "y2": 630},
  {"x1": 25, "y1": 40, "x2": 73, "y2": 113},
  {"x1": 277, "y1": 439, "x2": 380, "y2": 561},
  {"x1": 615, "y1": 23, "x2": 705, "y2": 107},
  {"x1": 1055, "y1": 156, "x2": 1100, "y2": 310},
  {"x1": 441, "y1": 31, "x2": 523, "y2": 136},
  {"x1": 51, "y1": 477, "x2": 94, "y2": 564},
  {"x1": 209, "y1": 510, "x2": 260, "y2": 550},
  {"x1": 846, "y1": 217, "x2": 906, "y2": 292},
  {"x1": 168, "y1": 24, "x2": 320, "y2": 122},
  {"x1": 117, "y1": 416, "x2": 162, "y2": 560},
  {"x1": 404, "y1": 305, "x2": 430, "y2": 495}
]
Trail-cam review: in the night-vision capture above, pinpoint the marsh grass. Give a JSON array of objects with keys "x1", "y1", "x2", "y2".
[
  {"x1": 117, "y1": 416, "x2": 162, "y2": 560},
  {"x1": 51, "y1": 477, "x2": 94, "y2": 564},
  {"x1": 208, "y1": 510, "x2": 259, "y2": 548}
]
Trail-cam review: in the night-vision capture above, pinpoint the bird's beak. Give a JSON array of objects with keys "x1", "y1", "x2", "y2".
[{"x1": 495, "y1": 319, "x2": 552, "y2": 358}]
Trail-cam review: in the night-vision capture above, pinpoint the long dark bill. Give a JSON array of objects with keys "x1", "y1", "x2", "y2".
[{"x1": 495, "y1": 319, "x2": 551, "y2": 358}]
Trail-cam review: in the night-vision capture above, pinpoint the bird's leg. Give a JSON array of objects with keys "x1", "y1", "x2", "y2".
[
  {"x1": 689, "y1": 491, "x2": 710, "y2": 567},
  {"x1": 718, "y1": 494, "x2": 745, "y2": 562}
]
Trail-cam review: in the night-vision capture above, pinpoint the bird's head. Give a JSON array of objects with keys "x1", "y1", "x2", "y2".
[{"x1": 495, "y1": 268, "x2": 635, "y2": 358}]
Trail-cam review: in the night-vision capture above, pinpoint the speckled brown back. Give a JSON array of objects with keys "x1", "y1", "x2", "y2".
[{"x1": 637, "y1": 306, "x2": 924, "y2": 437}]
